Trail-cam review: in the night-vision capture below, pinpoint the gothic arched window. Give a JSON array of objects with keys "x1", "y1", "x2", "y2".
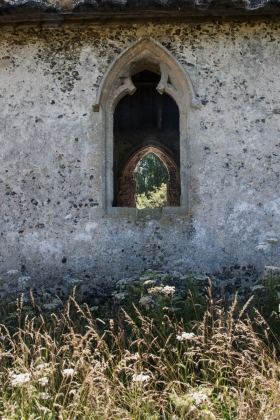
[{"x1": 93, "y1": 37, "x2": 201, "y2": 216}]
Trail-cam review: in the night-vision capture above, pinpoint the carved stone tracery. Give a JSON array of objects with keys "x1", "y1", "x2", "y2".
[
  {"x1": 95, "y1": 37, "x2": 198, "y2": 113},
  {"x1": 94, "y1": 36, "x2": 198, "y2": 212}
]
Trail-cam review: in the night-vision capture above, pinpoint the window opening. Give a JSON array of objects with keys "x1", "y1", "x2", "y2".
[
  {"x1": 133, "y1": 152, "x2": 169, "y2": 209},
  {"x1": 94, "y1": 36, "x2": 199, "y2": 214},
  {"x1": 113, "y1": 69, "x2": 180, "y2": 207}
]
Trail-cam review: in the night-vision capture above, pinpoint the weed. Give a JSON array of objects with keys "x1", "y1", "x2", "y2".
[{"x1": 0, "y1": 278, "x2": 280, "y2": 419}]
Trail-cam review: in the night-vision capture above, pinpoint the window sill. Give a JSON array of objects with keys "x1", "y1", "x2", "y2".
[{"x1": 104, "y1": 206, "x2": 189, "y2": 219}]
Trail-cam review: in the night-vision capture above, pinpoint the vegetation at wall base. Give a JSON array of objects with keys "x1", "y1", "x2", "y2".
[{"x1": 0, "y1": 267, "x2": 280, "y2": 419}]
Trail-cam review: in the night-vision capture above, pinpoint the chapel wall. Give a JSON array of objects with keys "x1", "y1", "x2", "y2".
[{"x1": 0, "y1": 20, "x2": 279, "y2": 298}]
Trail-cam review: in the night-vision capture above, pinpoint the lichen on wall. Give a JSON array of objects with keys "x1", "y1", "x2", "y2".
[{"x1": 0, "y1": 20, "x2": 279, "y2": 298}]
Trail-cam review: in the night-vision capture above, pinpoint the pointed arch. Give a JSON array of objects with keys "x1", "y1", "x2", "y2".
[
  {"x1": 95, "y1": 36, "x2": 201, "y2": 215},
  {"x1": 118, "y1": 146, "x2": 180, "y2": 207},
  {"x1": 94, "y1": 36, "x2": 200, "y2": 112}
]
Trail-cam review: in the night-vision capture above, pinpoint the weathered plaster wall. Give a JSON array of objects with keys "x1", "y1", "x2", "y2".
[{"x1": 0, "y1": 20, "x2": 279, "y2": 297}]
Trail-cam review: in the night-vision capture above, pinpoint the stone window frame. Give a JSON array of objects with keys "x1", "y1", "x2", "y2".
[
  {"x1": 118, "y1": 144, "x2": 180, "y2": 207},
  {"x1": 94, "y1": 36, "x2": 201, "y2": 218}
]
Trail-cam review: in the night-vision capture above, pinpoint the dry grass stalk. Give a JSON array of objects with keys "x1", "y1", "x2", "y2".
[{"x1": 0, "y1": 287, "x2": 279, "y2": 419}]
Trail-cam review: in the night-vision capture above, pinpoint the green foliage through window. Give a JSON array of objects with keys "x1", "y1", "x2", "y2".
[
  {"x1": 134, "y1": 153, "x2": 169, "y2": 209},
  {"x1": 135, "y1": 183, "x2": 167, "y2": 209}
]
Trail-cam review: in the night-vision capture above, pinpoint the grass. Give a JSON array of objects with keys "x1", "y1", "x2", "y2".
[{"x1": 0, "y1": 280, "x2": 280, "y2": 419}]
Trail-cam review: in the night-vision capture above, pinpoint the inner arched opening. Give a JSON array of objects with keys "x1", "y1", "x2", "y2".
[
  {"x1": 133, "y1": 152, "x2": 169, "y2": 209},
  {"x1": 113, "y1": 69, "x2": 180, "y2": 207}
]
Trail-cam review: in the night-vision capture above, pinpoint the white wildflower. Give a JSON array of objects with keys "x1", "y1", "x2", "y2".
[
  {"x1": 201, "y1": 409, "x2": 216, "y2": 419},
  {"x1": 62, "y1": 368, "x2": 74, "y2": 378},
  {"x1": 176, "y1": 332, "x2": 196, "y2": 342},
  {"x1": 140, "y1": 274, "x2": 153, "y2": 281},
  {"x1": 34, "y1": 363, "x2": 53, "y2": 378},
  {"x1": 132, "y1": 373, "x2": 151, "y2": 382},
  {"x1": 116, "y1": 278, "x2": 128, "y2": 286},
  {"x1": 191, "y1": 391, "x2": 209, "y2": 405},
  {"x1": 266, "y1": 238, "x2": 278, "y2": 244},
  {"x1": 139, "y1": 295, "x2": 153, "y2": 309},
  {"x1": 147, "y1": 286, "x2": 163, "y2": 294},
  {"x1": 170, "y1": 271, "x2": 182, "y2": 278},
  {"x1": 194, "y1": 275, "x2": 208, "y2": 281},
  {"x1": 265, "y1": 266, "x2": 280, "y2": 271},
  {"x1": 39, "y1": 392, "x2": 50, "y2": 400},
  {"x1": 256, "y1": 242, "x2": 268, "y2": 251},
  {"x1": 69, "y1": 389, "x2": 77, "y2": 396},
  {"x1": 185, "y1": 387, "x2": 213, "y2": 407},
  {"x1": 10, "y1": 373, "x2": 31, "y2": 387},
  {"x1": 67, "y1": 278, "x2": 81, "y2": 286},
  {"x1": 36, "y1": 363, "x2": 50, "y2": 371},
  {"x1": 143, "y1": 280, "x2": 156, "y2": 286},
  {"x1": 38, "y1": 376, "x2": 49, "y2": 386},
  {"x1": 131, "y1": 352, "x2": 140, "y2": 360},
  {"x1": 112, "y1": 292, "x2": 126, "y2": 301},
  {"x1": 161, "y1": 286, "x2": 175, "y2": 296},
  {"x1": 18, "y1": 276, "x2": 30, "y2": 285},
  {"x1": 251, "y1": 285, "x2": 265, "y2": 291}
]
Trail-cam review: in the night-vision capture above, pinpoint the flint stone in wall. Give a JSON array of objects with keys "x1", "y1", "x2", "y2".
[{"x1": 0, "y1": 21, "x2": 279, "y2": 298}]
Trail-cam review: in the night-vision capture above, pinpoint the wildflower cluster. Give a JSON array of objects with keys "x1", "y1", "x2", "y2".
[
  {"x1": 0, "y1": 273, "x2": 279, "y2": 419},
  {"x1": 176, "y1": 332, "x2": 196, "y2": 341},
  {"x1": 1, "y1": 261, "x2": 280, "y2": 419}
]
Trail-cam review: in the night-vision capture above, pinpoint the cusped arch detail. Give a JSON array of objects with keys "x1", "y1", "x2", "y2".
[
  {"x1": 97, "y1": 36, "x2": 198, "y2": 213},
  {"x1": 118, "y1": 146, "x2": 180, "y2": 208},
  {"x1": 94, "y1": 36, "x2": 201, "y2": 113}
]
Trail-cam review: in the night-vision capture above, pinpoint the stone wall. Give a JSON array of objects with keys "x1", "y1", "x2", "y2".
[{"x1": 0, "y1": 20, "x2": 279, "y2": 298}]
